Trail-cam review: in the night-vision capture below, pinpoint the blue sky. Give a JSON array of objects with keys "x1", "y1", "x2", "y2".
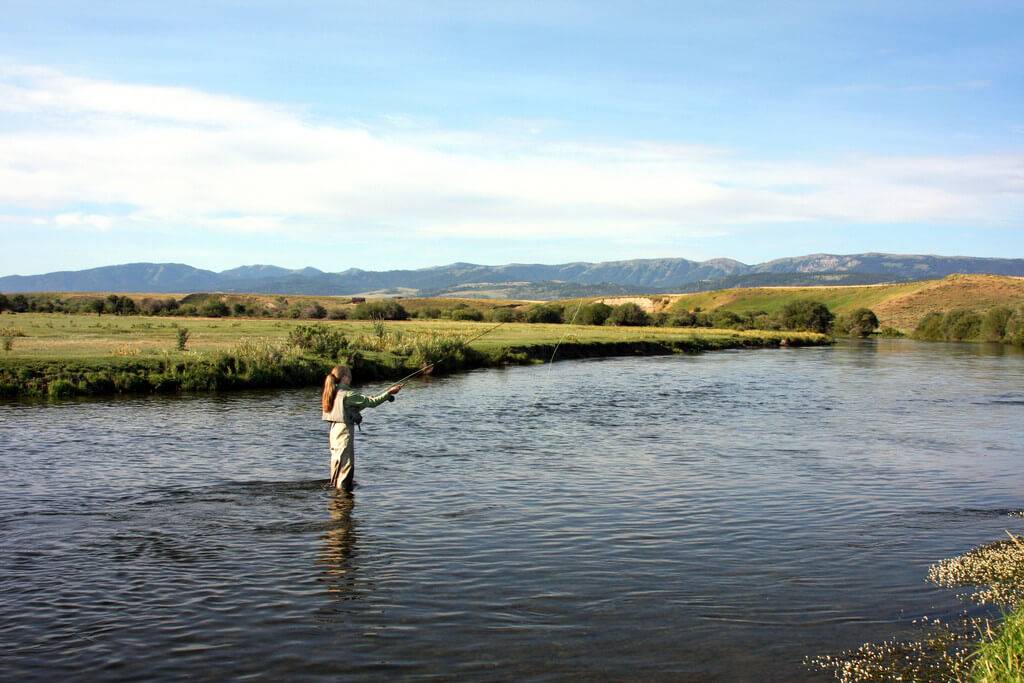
[{"x1": 1, "y1": 1, "x2": 1021, "y2": 274}]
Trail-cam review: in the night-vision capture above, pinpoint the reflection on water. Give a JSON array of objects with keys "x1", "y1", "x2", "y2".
[
  {"x1": 1, "y1": 339, "x2": 1023, "y2": 681},
  {"x1": 318, "y1": 494, "x2": 358, "y2": 600}
]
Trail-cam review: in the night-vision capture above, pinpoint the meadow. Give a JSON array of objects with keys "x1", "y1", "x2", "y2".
[{"x1": 0, "y1": 313, "x2": 827, "y2": 399}]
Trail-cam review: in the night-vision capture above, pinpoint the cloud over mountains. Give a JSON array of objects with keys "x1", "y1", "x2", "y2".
[{"x1": 1, "y1": 63, "x2": 1021, "y2": 253}]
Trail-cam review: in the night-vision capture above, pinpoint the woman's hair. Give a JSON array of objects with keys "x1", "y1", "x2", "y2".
[{"x1": 322, "y1": 365, "x2": 351, "y2": 412}]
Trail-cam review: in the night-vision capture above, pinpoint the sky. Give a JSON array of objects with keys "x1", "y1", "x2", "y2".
[{"x1": 0, "y1": 0, "x2": 1021, "y2": 275}]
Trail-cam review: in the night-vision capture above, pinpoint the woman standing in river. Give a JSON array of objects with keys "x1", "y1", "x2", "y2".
[{"x1": 321, "y1": 365, "x2": 401, "y2": 492}]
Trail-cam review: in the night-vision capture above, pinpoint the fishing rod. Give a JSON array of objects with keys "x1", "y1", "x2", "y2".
[{"x1": 387, "y1": 320, "x2": 508, "y2": 388}]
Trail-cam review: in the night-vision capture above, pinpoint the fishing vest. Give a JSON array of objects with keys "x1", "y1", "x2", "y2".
[{"x1": 322, "y1": 389, "x2": 354, "y2": 424}]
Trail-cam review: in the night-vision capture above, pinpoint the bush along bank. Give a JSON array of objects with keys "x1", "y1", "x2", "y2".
[{"x1": 0, "y1": 326, "x2": 828, "y2": 401}]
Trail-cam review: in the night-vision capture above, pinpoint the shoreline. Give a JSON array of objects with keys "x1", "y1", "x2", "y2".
[{"x1": 0, "y1": 325, "x2": 829, "y2": 400}]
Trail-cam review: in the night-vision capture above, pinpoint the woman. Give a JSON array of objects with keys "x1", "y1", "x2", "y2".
[{"x1": 321, "y1": 365, "x2": 401, "y2": 492}]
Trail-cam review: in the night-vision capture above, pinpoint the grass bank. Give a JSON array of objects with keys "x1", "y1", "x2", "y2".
[{"x1": 0, "y1": 314, "x2": 828, "y2": 399}]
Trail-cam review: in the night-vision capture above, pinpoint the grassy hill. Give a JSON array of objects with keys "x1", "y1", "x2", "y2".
[{"x1": 573, "y1": 275, "x2": 1024, "y2": 331}]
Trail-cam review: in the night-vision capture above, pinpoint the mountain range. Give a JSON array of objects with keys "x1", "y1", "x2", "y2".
[{"x1": 2, "y1": 253, "x2": 1022, "y2": 299}]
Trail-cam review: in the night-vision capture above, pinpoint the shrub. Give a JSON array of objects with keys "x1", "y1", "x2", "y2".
[
  {"x1": 141, "y1": 297, "x2": 179, "y2": 315},
  {"x1": 487, "y1": 307, "x2": 521, "y2": 323},
  {"x1": 232, "y1": 302, "x2": 248, "y2": 316},
  {"x1": 7, "y1": 294, "x2": 29, "y2": 313},
  {"x1": 450, "y1": 308, "x2": 484, "y2": 321},
  {"x1": 200, "y1": 300, "x2": 230, "y2": 318},
  {"x1": 778, "y1": 300, "x2": 834, "y2": 333},
  {"x1": 1006, "y1": 310, "x2": 1024, "y2": 346},
  {"x1": 327, "y1": 307, "x2": 348, "y2": 320},
  {"x1": 2, "y1": 337, "x2": 12, "y2": 352},
  {"x1": 48, "y1": 379, "x2": 77, "y2": 400},
  {"x1": 914, "y1": 312, "x2": 945, "y2": 341},
  {"x1": 176, "y1": 327, "x2": 190, "y2": 351},
  {"x1": 352, "y1": 300, "x2": 409, "y2": 320},
  {"x1": 103, "y1": 294, "x2": 138, "y2": 315},
  {"x1": 525, "y1": 304, "x2": 563, "y2": 324},
  {"x1": 711, "y1": 310, "x2": 743, "y2": 329},
  {"x1": 307, "y1": 303, "x2": 328, "y2": 319},
  {"x1": 417, "y1": 307, "x2": 442, "y2": 319},
  {"x1": 606, "y1": 303, "x2": 650, "y2": 327},
  {"x1": 576, "y1": 302, "x2": 613, "y2": 326},
  {"x1": 980, "y1": 307, "x2": 1014, "y2": 342},
  {"x1": 668, "y1": 310, "x2": 697, "y2": 327},
  {"x1": 941, "y1": 309, "x2": 982, "y2": 341},
  {"x1": 835, "y1": 308, "x2": 880, "y2": 338},
  {"x1": 232, "y1": 337, "x2": 287, "y2": 366},
  {"x1": 287, "y1": 323, "x2": 348, "y2": 358},
  {"x1": 878, "y1": 326, "x2": 904, "y2": 338}
]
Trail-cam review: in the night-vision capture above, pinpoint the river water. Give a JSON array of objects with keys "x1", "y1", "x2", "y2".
[{"x1": 1, "y1": 339, "x2": 1023, "y2": 681}]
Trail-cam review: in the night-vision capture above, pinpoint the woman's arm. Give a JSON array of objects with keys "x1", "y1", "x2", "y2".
[{"x1": 343, "y1": 385, "x2": 401, "y2": 410}]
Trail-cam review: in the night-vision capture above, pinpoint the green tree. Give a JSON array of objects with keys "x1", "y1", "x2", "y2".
[
  {"x1": 88, "y1": 298, "x2": 105, "y2": 316},
  {"x1": 778, "y1": 300, "x2": 834, "y2": 333},
  {"x1": 836, "y1": 308, "x2": 880, "y2": 338},
  {"x1": 576, "y1": 302, "x2": 613, "y2": 326},
  {"x1": 606, "y1": 303, "x2": 651, "y2": 326},
  {"x1": 980, "y1": 306, "x2": 1013, "y2": 342},
  {"x1": 0, "y1": 294, "x2": 8, "y2": 312}
]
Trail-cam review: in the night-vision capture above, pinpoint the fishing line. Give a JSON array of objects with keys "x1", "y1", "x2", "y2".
[
  {"x1": 382, "y1": 320, "x2": 508, "y2": 388},
  {"x1": 547, "y1": 297, "x2": 587, "y2": 368}
]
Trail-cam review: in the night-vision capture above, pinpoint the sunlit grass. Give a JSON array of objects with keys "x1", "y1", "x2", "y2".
[
  {"x1": 0, "y1": 313, "x2": 825, "y2": 361},
  {"x1": 973, "y1": 608, "x2": 1024, "y2": 682}
]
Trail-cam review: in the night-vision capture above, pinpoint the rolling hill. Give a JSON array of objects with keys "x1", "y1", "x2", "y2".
[{"x1": 2, "y1": 253, "x2": 1023, "y2": 297}]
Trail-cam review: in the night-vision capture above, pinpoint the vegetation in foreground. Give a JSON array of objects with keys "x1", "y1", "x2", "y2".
[
  {"x1": 808, "y1": 529, "x2": 1024, "y2": 682},
  {"x1": 0, "y1": 314, "x2": 827, "y2": 399}
]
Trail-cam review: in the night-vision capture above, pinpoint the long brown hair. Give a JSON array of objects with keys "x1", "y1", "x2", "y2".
[{"x1": 322, "y1": 365, "x2": 350, "y2": 412}]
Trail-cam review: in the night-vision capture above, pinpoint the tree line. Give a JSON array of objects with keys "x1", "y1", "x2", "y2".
[
  {"x1": 913, "y1": 307, "x2": 1024, "y2": 345},
  {"x1": 0, "y1": 291, "x2": 884, "y2": 335},
  {"x1": 26, "y1": 291, "x2": 1024, "y2": 342}
]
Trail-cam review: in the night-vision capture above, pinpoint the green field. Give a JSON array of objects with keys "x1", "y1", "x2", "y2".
[{"x1": 0, "y1": 313, "x2": 827, "y2": 399}]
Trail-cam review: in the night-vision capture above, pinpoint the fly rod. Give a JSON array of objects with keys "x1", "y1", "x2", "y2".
[{"x1": 387, "y1": 320, "x2": 508, "y2": 388}]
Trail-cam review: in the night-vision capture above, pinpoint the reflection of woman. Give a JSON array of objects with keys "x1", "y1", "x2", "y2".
[
  {"x1": 321, "y1": 365, "x2": 401, "y2": 492},
  {"x1": 318, "y1": 494, "x2": 358, "y2": 599}
]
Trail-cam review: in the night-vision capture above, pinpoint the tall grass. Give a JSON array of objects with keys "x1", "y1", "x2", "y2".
[{"x1": 972, "y1": 609, "x2": 1024, "y2": 682}]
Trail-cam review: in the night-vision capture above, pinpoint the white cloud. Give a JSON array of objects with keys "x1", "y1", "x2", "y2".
[{"x1": 0, "y1": 64, "x2": 1020, "y2": 243}]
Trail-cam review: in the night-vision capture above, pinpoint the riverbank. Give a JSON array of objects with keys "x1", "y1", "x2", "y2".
[
  {"x1": 810, "y1": 530, "x2": 1024, "y2": 681},
  {"x1": 0, "y1": 313, "x2": 829, "y2": 399}
]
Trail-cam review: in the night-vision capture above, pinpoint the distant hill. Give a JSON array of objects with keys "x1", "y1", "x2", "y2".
[
  {"x1": 2, "y1": 253, "x2": 1023, "y2": 298},
  {"x1": 656, "y1": 274, "x2": 1024, "y2": 330}
]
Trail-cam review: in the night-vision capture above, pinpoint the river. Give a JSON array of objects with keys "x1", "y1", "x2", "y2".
[{"x1": 1, "y1": 339, "x2": 1023, "y2": 681}]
